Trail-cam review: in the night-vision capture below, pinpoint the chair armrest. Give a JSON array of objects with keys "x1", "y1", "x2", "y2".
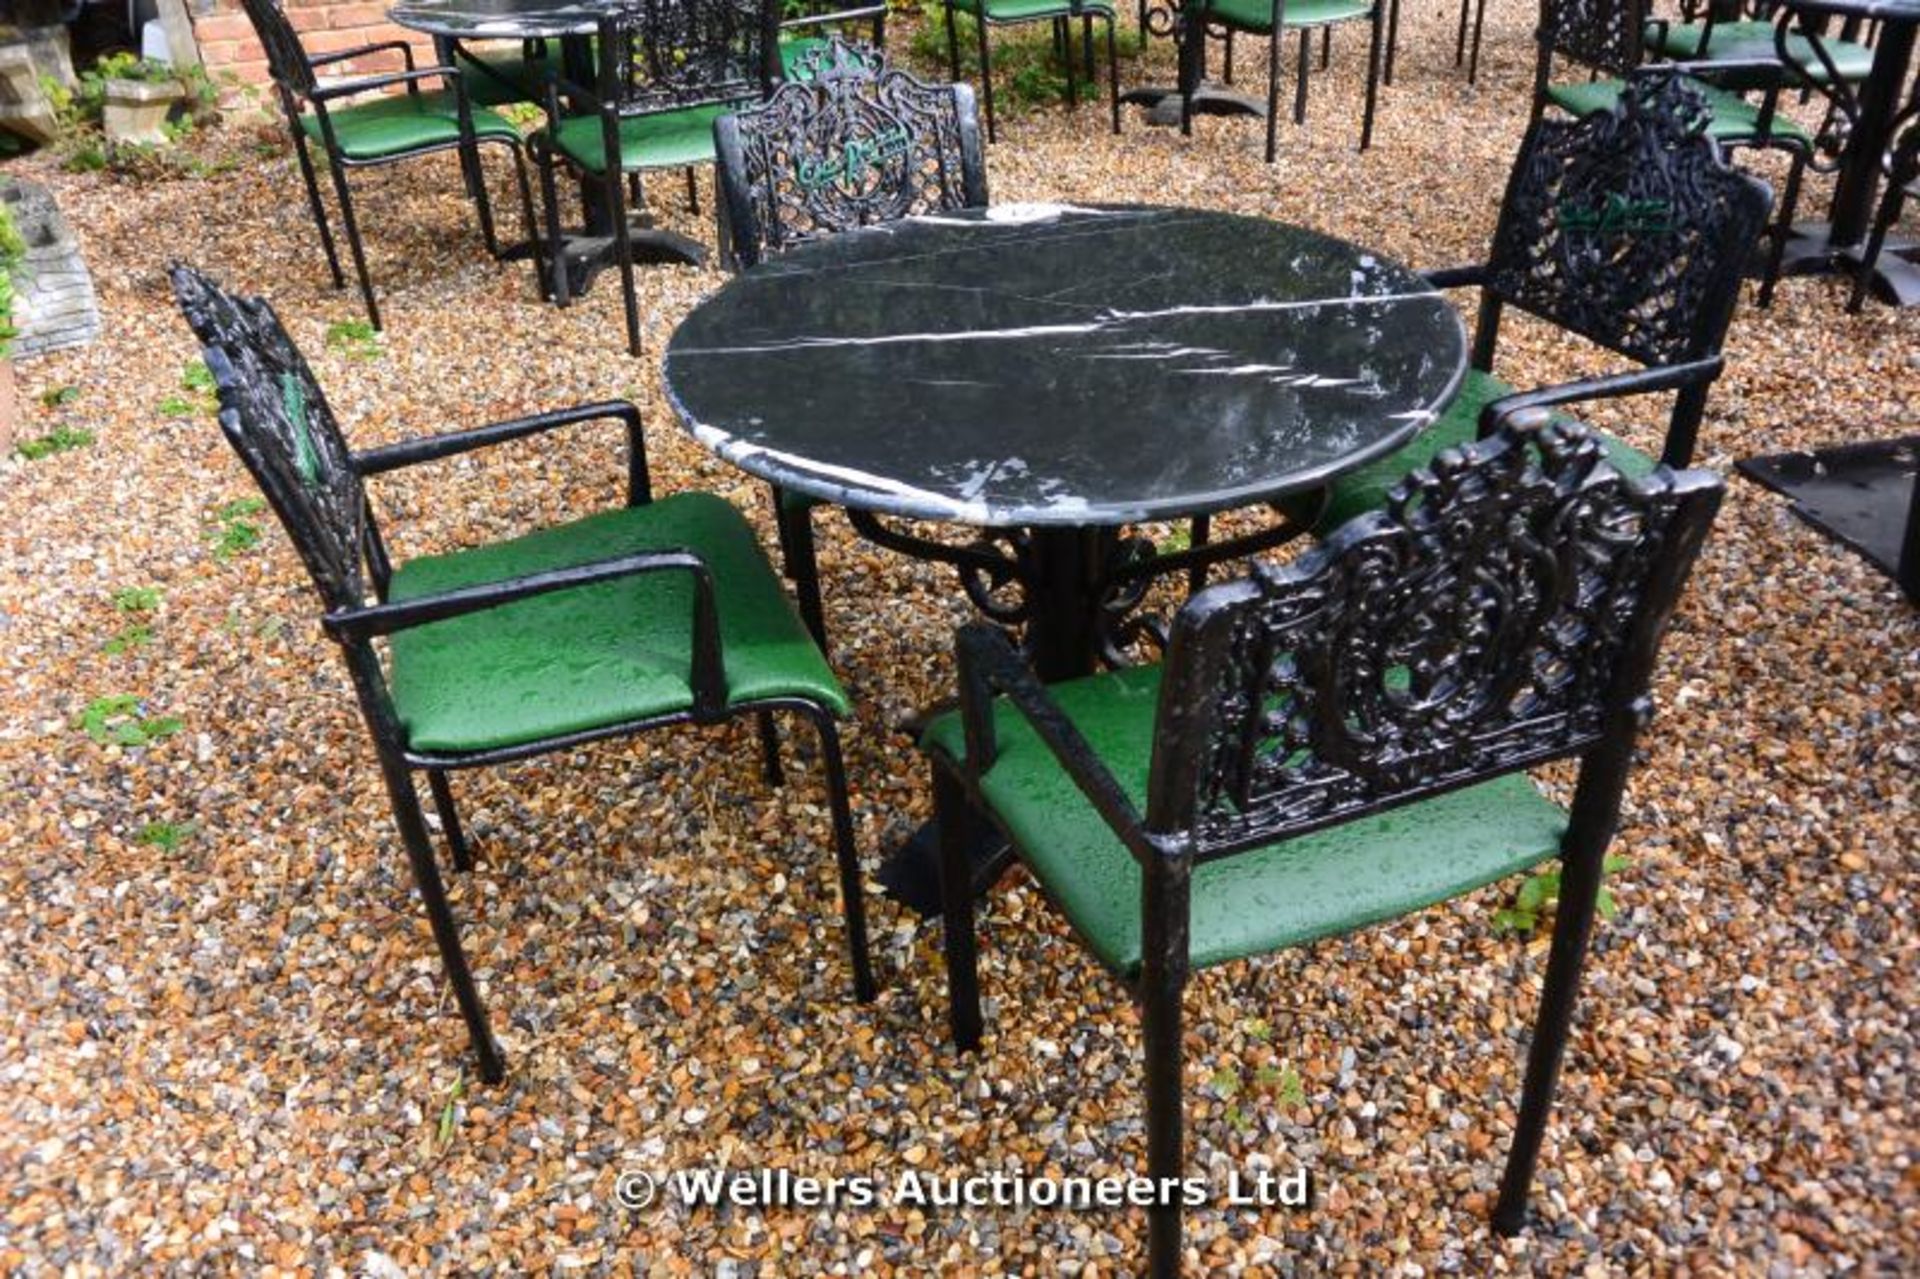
[
  {"x1": 947, "y1": 624, "x2": 1155, "y2": 864},
  {"x1": 309, "y1": 40, "x2": 417, "y2": 72},
  {"x1": 310, "y1": 65, "x2": 464, "y2": 104},
  {"x1": 325, "y1": 548, "x2": 727, "y2": 706},
  {"x1": 1420, "y1": 264, "x2": 1487, "y2": 289},
  {"x1": 1475, "y1": 357, "x2": 1724, "y2": 436},
  {"x1": 353, "y1": 401, "x2": 652, "y2": 506}
]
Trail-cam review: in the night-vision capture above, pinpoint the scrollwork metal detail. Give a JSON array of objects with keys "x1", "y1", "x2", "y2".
[
  {"x1": 170, "y1": 265, "x2": 368, "y2": 609},
  {"x1": 1178, "y1": 419, "x2": 1719, "y2": 856},
  {"x1": 718, "y1": 38, "x2": 984, "y2": 266},
  {"x1": 1487, "y1": 69, "x2": 1772, "y2": 367}
]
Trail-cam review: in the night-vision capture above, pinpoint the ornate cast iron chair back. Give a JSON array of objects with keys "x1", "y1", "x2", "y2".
[
  {"x1": 238, "y1": 0, "x2": 320, "y2": 101},
  {"x1": 600, "y1": 0, "x2": 778, "y2": 117},
  {"x1": 714, "y1": 39, "x2": 987, "y2": 270},
  {"x1": 170, "y1": 265, "x2": 374, "y2": 612},
  {"x1": 1537, "y1": 0, "x2": 1648, "y2": 80},
  {"x1": 1485, "y1": 70, "x2": 1772, "y2": 369},
  {"x1": 1147, "y1": 417, "x2": 1725, "y2": 858}
]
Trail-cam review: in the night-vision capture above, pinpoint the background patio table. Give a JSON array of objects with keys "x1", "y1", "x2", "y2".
[
  {"x1": 387, "y1": 0, "x2": 710, "y2": 285},
  {"x1": 1778, "y1": 0, "x2": 1920, "y2": 305}
]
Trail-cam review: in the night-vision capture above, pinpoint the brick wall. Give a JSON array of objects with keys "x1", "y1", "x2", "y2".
[{"x1": 189, "y1": 1, "x2": 437, "y2": 90}]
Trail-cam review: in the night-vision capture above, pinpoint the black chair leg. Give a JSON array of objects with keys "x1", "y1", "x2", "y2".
[
  {"x1": 1493, "y1": 814, "x2": 1616, "y2": 1233},
  {"x1": 1360, "y1": 8, "x2": 1383, "y2": 151},
  {"x1": 813, "y1": 713, "x2": 877, "y2": 1003},
  {"x1": 1083, "y1": 12, "x2": 1096, "y2": 82},
  {"x1": 1455, "y1": 0, "x2": 1470, "y2": 67},
  {"x1": 537, "y1": 144, "x2": 571, "y2": 308},
  {"x1": 465, "y1": 140, "x2": 501, "y2": 258},
  {"x1": 976, "y1": 11, "x2": 998, "y2": 142},
  {"x1": 933, "y1": 765, "x2": 983, "y2": 1050},
  {"x1": 382, "y1": 758, "x2": 504, "y2": 1084},
  {"x1": 946, "y1": 0, "x2": 963, "y2": 87},
  {"x1": 772, "y1": 485, "x2": 830, "y2": 656},
  {"x1": 1384, "y1": 0, "x2": 1400, "y2": 84},
  {"x1": 1294, "y1": 29, "x2": 1311, "y2": 125},
  {"x1": 1848, "y1": 186, "x2": 1901, "y2": 312},
  {"x1": 1320, "y1": 24, "x2": 1330, "y2": 69},
  {"x1": 1106, "y1": 14, "x2": 1121, "y2": 134},
  {"x1": 1059, "y1": 18, "x2": 1078, "y2": 109},
  {"x1": 603, "y1": 170, "x2": 643, "y2": 357},
  {"x1": 1224, "y1": 30, "x2": 1234, "y2": 84},
  {"x1": 502, "y1": 142, "x2": 547, "y2": 300},
  {"x1": 685, "y1": 166, "x2": 700, "y2": 215},
  {"x1": 1264, "y1": 29, "x2": 1280, "y2": 162},
  {"x1": 1468, "y1": 0, "x2": 1488, "y2": 85},
  {"x1": 291, "y1": 129, "x2": 345, "y2": 289},
  {"x1": 1759, "y1": 147, "x2": 1807, "y2": 310},
  {"x1": 322, "y1": 156, "x2": 382, "y2": 330},
  {"x1": 757, "y1": 711, "x2": 785, "y2": 788},
  {"x1": 427, "y1": 768, "x2": 474, "y2": 872},
  {"x1": 1141, "y1": 856, "x2": 1192, "y2": 1279},
  {"x1": 1187, "y1": 513, "x2": 1211, "y2": 596}
]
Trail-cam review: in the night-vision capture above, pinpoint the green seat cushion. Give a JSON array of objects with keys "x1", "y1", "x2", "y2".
[
  {"x1": 780, "y1": 36, "x2": 830, "y2": 78},
  {"x1": 1310, "y1": 370, "x2": 1659, "y2": 532},
  {"x1": 300, "y1": 90, "x2": 523, "y2": 161},
  {"x1": 550, "y1": 102, "x2": 732, "y2": 173},
  {"x1": 1203, "y1": 0, "x2": 1375, "y2": 32},
  {"x1": 950, "y1": 0, "x2": 1117, "y2": 20},
  {"x1": 1646, "y1": 20, "x2": 1873, "y2": 83},
  {"x1": 387, "y1": 492, "x2": 846, "y2": 754},
  {"x1": 1547, "y1": 77, "x2": 1812, "y2": 144},
  {"x1": 923, "y1": 666, "x2": 1569, "y2": 977}
]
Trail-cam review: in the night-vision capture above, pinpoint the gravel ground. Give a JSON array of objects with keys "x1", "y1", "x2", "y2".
[{"x1": 0, "y1": 4, "x2": 1915, "y2": 1274}]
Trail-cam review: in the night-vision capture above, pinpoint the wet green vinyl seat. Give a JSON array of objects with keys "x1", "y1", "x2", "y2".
[
  {"x1": 949, "y1": 0, "x2": 1116, "y2": 20},
  {"x1": 1203, "y1": 0, "x2": 1374, "y2": 30},
  {"x1": 388, "y1": 492, "x2": 846, "y2": 754},
  {"x1": 1547, "y1": 78, "x2": 1812, "y2": 144},
  {"x1": 1312, "y1": 370, "x2": 1660, "y2": 532},
  {"x1": 298, "y1": 90, "x2": 525, "y2": 161},
  {"x1": 922, "y1": 664, "x2": 1569, "y2": 977},
  {"x1": 1645, "y1": 20, "x2": 1873, "y2": 83},
  {"x1": 549, "y1": 102, "x2": 734, "y2": 173}
]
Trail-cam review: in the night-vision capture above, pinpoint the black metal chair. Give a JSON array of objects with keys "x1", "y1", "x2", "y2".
[
  {"x1": 925, "y1": 412, "x2": 1726, "y2": 1277},
  {"x1": 237, "y1": 0, "x2": 537, "y2": 331},
  {"x1": 1302, "y1": 70, "x2": 1771, "y2": 537},
  {"x1": 1189, "y1": 0, "x2": 1388, "y2": 162},
  {"x1": 170, "y1": 265, "x2": 875, "y2": 1083},
  {"x1": 532, "y1": 0, "x2": 780, "y2": 355},
  {"x1": 1849, "y1": 100, "x2": 1920, "y2": 312},
  {"x1": 713, "y1": 37, "x2": 990, "y2": 652},
  {"x1": 941, "y1": 0, "x2": 1122, "y2": 143},
  {"x1": 1533, "y1": 0, "x2": 1810, "y2": 308}
]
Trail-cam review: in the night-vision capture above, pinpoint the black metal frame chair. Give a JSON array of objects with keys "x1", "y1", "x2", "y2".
[
  {"x1": 941, "y1": 0, "x2": 1122, "y2": 143},
  {"x1": 1189, "y1": 0, "x2": 1388, "y2": 162},
  {"x1": 532, "y1": 0, "x2": 780, "y2": 355},
  {"x1": 926, "y1": 413, "x2": 1726, "y2": 1276},
  {"x1": 170, "y1": 265, "x2": 875, "y2": 1083},
  {"x1": 238, "y1": 0, "x2": 537, "y2": 330},
  {"x1": 1530, "y1": 0, "x2": 1809, "y2": 308},
  {"x1": 713, "y1": 37, "x2": 990, "y2": 652}
]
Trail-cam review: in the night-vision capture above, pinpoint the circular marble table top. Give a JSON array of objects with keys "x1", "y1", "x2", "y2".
[
  {"x1": 388, "y1": 0, "x2": 617, "y2": 39},
  {"x1": 663, "y1": 204, "x2": 1468, "y2": 528}
]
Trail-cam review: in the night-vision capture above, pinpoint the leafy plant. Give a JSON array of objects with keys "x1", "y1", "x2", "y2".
[
  {"x1": 208, "y1": 496, "x2": 266, "y2": 561},
  {"x1": 182, "y1": 360, "x2": 216, "y2": 394},
  {"x1": 908, "y1": 10, "x2": 1106, "y2": 111},
  {"x1": 75, "y1": 694, "x2": 184, "y2": 748},
  {"x1": 16, "y1": 426, "x2": 96, "y2": 460},
  {"x1": 135, "y1": 821, "x2": 194, "y2": 851},
  {"x1": 112, "y1": 586, "x2": 163, "y2": 613},
  {"x1": 324, "y1": 319, "x2": 382, "y2": 361},
  {"x1": 1493, "y1": 855, "x2": 1631, "y2": 933},
  {"x1": 0, "y1": 199, "x2": 22, "y2": 360},
  {"x1": 162, "y1": 360, "x2": 218, "y2": 417},
  {"x1": 102, "y1": 624, "x2": 153, "y2": 655},
  {"x1": 40, "y1": 385, "x2": 81, "y2": 408}
]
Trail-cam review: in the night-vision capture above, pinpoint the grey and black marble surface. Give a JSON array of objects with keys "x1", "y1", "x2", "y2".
[
  {"x1": 663, "y1": 204, "x2": 1468, "y2": 527},
  {"x1": 387, "y1": 0, "x2": 618, "y2": 40}
]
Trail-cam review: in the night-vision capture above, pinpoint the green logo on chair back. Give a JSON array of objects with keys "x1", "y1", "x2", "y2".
[
  {"x1": 1557, "y1": 193, "x2": 1674, "y2": 236},
  {"x1": 795, "y1": 125, "x2": 912, "y2": 195},
  {"x1": 282, "y1": 371, "x2": 321, "y2": 491}
]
